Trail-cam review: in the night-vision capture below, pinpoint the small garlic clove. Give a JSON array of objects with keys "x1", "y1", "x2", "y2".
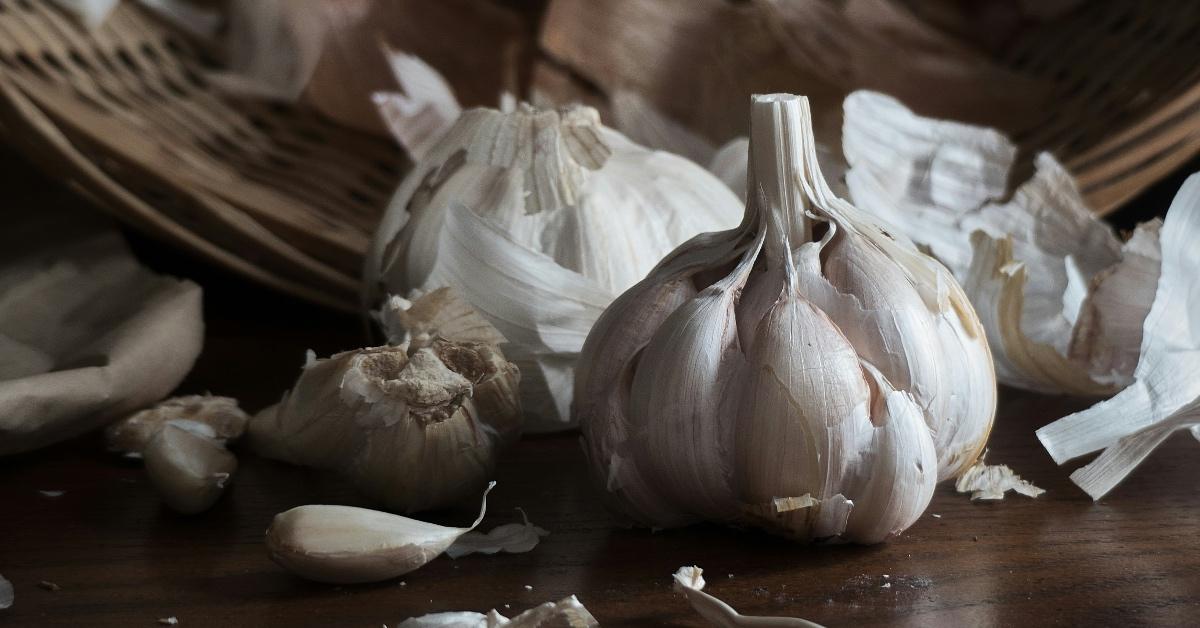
[
  {"x1": 266, "y1": 483, "x2": 494, "y2": 584},
  {"x1": 143, "y1": 423, "x2": 237, "y2": 515},
  {"x1": 843, "y1": 364, "x2": 938, "y2": 543}
]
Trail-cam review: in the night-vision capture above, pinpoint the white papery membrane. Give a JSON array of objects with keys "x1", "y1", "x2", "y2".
[{"x1": 1038, "y1": 174, "x2": 1200, "y2": 499}]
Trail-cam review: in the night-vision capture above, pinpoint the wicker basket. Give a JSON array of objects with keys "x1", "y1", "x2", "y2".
[
  {"x1": 0, "y1": 0, "x2": 402, "y2": 311},
  {"x1": 2, "y1": 0, "x2": 1198, "y2": 311}
]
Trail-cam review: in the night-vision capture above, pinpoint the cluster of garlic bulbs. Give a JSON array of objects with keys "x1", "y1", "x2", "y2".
[
  {"x1": 366, "y1": 103, "x2": 743, "y2": 432},
  {"x1": 576, "y1": 94, "x2": 996, "y2": 543},
  {"x1": 248, "y1": 289, "x2": 521, "y2": 513}
]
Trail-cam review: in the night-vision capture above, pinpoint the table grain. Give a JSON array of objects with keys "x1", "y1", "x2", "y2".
[{"x1": 1, "y1": 149, "x2": 1198, "y2": 627}]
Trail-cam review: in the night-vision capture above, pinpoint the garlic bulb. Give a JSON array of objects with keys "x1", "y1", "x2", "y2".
[
  {"x1": 843, "y1": 90, "x2": 1161, "y2": 395},
  {"x1": 366, "y1": 104, "x2": 743, "y2": 431},
  {"x1": 576, "y1": 94, "x2": 996, "y2": 543},
  {"x1": 249, "y1": 289, "x2": 521, "y2": 513}
]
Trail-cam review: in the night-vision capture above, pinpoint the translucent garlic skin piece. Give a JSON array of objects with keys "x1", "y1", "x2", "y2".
[
  {"x1": 366, "y1": 104, "x2": 743, "y2": 432},
  {"x1": 576, "y1": 94, "x2": 995, "y2": 543},
  {"x1": 249, "y1": 335, "x2": 520, "y2": 514}
]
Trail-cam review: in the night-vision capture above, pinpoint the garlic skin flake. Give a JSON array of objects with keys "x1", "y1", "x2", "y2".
[
  {"x1": 1037, "y1": 174, "x2": 1200, "y2": 499},
  {"x1": 250, "y1": 290, "x2": 521, "y2": 513},
  {"x1": 397, "y1": 595, "x2": 597, "y2": 628},
  {"x1": 954, "y1": 460, "x2": 1044, "y2": 501},
  {"x1": 445, "y1": 509, "x2": 548, "y2": 559},
  {"x1": 843, "y1": 90, "x2": 1160, "y2": 395},
  {"x1": 576, "y1": 94, "x2": 995, "y2": 543},
  {"x1": 267, "y1": 483, "x2": 493, "y2": 584},
  {"x1": 672, "y1": 566, "x2": 823, "y2": 628},
  {"x1": 367, "y1": 103, "x2": 743, "y2": 431}
]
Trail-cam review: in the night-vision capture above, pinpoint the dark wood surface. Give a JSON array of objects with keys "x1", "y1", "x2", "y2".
[{"x1": 2, "y1": 147, "x2": 1200, "y2": 627}]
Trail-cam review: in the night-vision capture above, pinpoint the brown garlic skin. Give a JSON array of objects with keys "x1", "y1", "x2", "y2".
[
  {"x1": 249, "y1": 337, "x2": 520, "y2": 514},
  {"x1": 575, "y1": 94, "x2": 996, "y2": 543}
]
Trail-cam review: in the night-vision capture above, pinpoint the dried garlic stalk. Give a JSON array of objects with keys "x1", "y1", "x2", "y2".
[
  {"x1": 107, "y1": 396, "x2": 249, "y2": 514},
  {"x1": 249, "y1": 289, "x2": 521, "y2": 513},
  {"x1": 366, "y1": 103, "x2": 742, "y2": 432},
  {"x1": 843, "y1": 90, "x2": 1161, "y2": 395},
  {"x1": 267, "y1": 483, "x2": 494, "y2": 583},
  {"x1": 1038, "y1": 174, "x2": 1200, "y2": 499},
  {"x1": 397, "y1": 595, "x2": 597, "y2": 627},
  {"x1": 673, "y1": 566, "x2": 823, "y2": 628},
  {"x1": 576, "y1": 94, "x2": 995, "y2": 543},
  {"x1": 0, "y1": 208, "x2": 202, "y2": 456}
]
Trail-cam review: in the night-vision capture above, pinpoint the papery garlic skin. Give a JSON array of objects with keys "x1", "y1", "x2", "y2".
[
  {"x1": 843, "y1": 90, "x2": 1160, "y2": 395},
  {"x1": 250, "y1": 292, "x2": 520, "y2": 513},
  {"x1": 576, "y1": 94, "x2": 996, "y2": 543},
  {"x1": 366, "y1": 104, "x2": 742, "y2": 432}
]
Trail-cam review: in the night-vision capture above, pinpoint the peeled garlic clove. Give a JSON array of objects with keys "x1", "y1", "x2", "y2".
[
  {"x1": 267, "y1": 483, "x2": 493, "y2": 584},
  {"x1": 577, "y1": 94, "x2": 992, "y2": 543},
  {"x1": 144, "y1": 423, "x2": 238, "y2": 515},
  {"x1": 106, "y1": 395, "x2": 249, "y2": 455},
  {"x1": 250, "y1": 291, "x2": 521, "y2": 513},
  {"x1": 367, "y1": 102, "x2": 743, "y2": 431}
]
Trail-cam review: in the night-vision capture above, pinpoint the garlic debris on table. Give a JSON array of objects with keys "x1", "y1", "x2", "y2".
[
  {"x1": 576, "y1": 94, "x2": 996, "y2": 543},
  {"x1": 1038, "y1": 174, "x2": 1200, "y2": 499},
  {"x1": 267, "y1": 483, "x2": 494, "y2": 583},
  {"x1": 843, "y1": 90, "x2": 1162, "y2": 395},
  {"x1": 249, "y1": 289, "x2": 521, "y2": 513},
  {"x1": 673, "y1": 566, "x2": 823, "y2": 628},
  {"x1": 106, "y1": 395, "x2": 249, "y2": 514},
  {"x1": 366, "y1": 103, "x2": 743, "y2": 432},
  {"x1": 397, "y1": 594, "x2": 597, "y2": 627}
]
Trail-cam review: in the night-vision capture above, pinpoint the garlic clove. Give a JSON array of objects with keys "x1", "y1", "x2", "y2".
[
  {"x1": 267, "y1": 483, "x2": 494, "y2": 584},
  {"x1": 628, "y1": 237, "x2": 763, "y2": 522},
  {"x1": 843, "y1": 364, "x2": 938, "y2": 543},
  {"x1": 143, "y1": 423, "x2": 238, "y2": 515}
]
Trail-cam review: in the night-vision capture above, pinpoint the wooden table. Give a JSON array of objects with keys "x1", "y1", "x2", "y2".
[{"x1": 2, "y1": 149, "x2": 1199, "y2": 627}]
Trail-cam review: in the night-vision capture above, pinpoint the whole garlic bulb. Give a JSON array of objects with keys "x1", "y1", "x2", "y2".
[
  {"x1": 249, "y1": 289, "x2": 521, "y2": 513},
  {"x1": 575, "y1": 94, "x2": 996, "y2": 543},
  {"x1": 365, "y1": 104, "x2": 743, "y2": 432}
]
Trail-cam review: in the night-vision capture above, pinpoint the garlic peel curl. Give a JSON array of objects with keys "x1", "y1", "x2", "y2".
[
  {"x1": 843, "y1": 90, "x2": 1160, "y2": 395},
  {"x1": 672, "y1": 566, "x2": 824, "y2": 628},
  {"x1": 1037, "y1": 173, "x2": 1200, "y2": 498},
  {"x1": 577, "y1": 94, "x2": 995, "y2": 543}
]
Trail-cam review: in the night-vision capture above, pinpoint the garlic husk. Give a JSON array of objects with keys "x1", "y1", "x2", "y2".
[
  {"x1": 106, "y1": 395, "x2": 249, "y2": 455},
  {"x1": 576, "y1": 94, "x2": 995, "y2": 543},
  {"x1": 444, "y1": 508, "x2": 548, "y2": 559},
  {"x1": 366, "y1": 103, "x2": 743, "y2": 431},
  {"x1": 1037, "y1": 173, "x2": 1200, "y2": 499},
  {"x1": 372, "y1": 49, "x2": 463, "y2": 161},
  {"x1": 843, "y1": 90, "x2": 1161, "y2": 395},
  {"x1": 144, "y1": 423, "x2": 238, "y2": 514},
  {"x1": 249, "y1": 290, "x2": 520, "y2": 513},
  {"x1": 50, "y1": 0, "x2": 119, "y2": 29},
  {"x1": 267, "y1": 482, "x2": 493, "y2": 584}
]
